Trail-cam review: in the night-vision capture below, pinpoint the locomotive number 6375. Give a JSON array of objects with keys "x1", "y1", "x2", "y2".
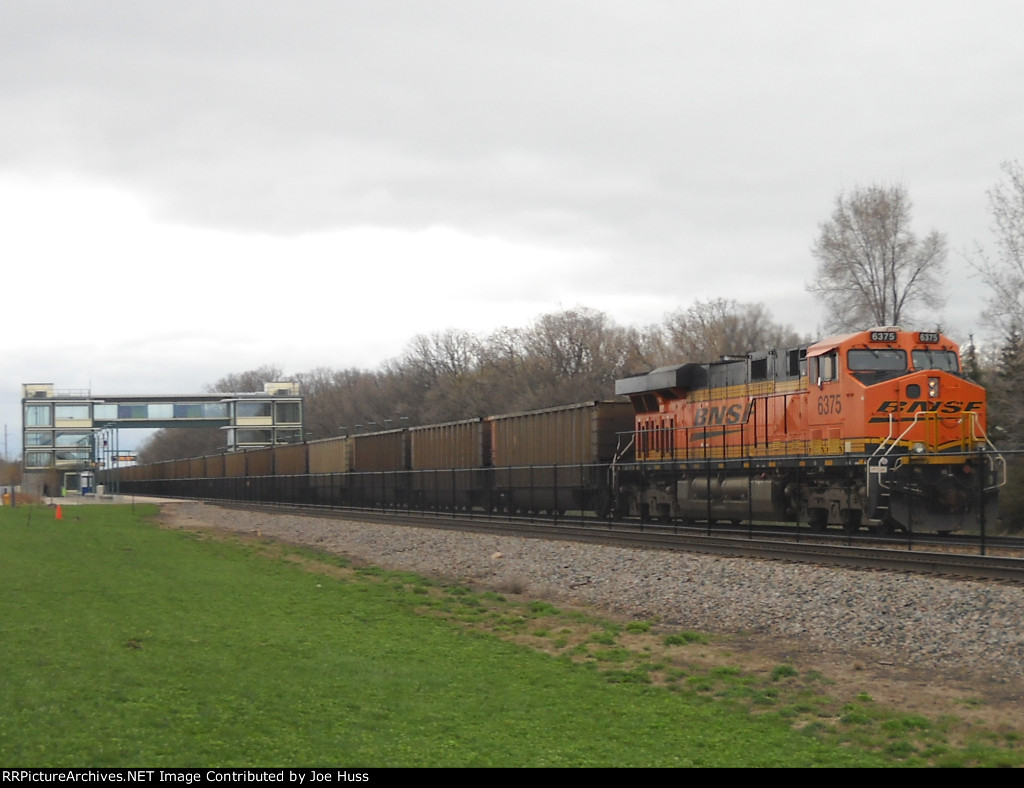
[{"x1": 613, "y1": 327, "x2": 1004, "y2": 534}]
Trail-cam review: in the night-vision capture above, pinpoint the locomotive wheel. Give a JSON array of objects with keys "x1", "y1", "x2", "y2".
[
  {"x1": 808, "y1": 508, "x2": 828, "y2": 533},
  {"x1": 872, "y1": 518, "x2": 902, "y2": 536},
  {"x1": 593, "y1": 489, "x2": 613, "y2": 520}
]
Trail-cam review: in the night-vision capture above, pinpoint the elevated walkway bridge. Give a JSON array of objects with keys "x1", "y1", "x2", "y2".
[{"x1": 21, "y1": 382, "x2": 303, "y2": 496}]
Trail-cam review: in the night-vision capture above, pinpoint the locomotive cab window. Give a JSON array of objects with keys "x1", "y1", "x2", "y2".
[
  {"x1": 912, "y1": 349, "x2": 960, "y2": 373},
  {"x1": 785, "y1": 347, "x2": 807, "y2": 379},
  {"x1": 847, "y1": 348, "x2": 907, "y2": 384},
  {"x1": 809, "y1": 351, "x2": 838, "y2": 385}
]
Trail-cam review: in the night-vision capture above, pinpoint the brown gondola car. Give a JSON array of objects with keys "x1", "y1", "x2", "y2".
[
  {"x1": 273, "y1": 442, "x2": 309, "y2": 475},
  {"x1": 205, "y1": 453, "x2": 225, "y2": 478},
  {"x1": 487, "y1": 401, "x2": 635, "y2": 516},
  {"x1": 350, "y1": 429, "x2": 410, "y2": 506},
  {"x1": 224, "y1": 450, "x2": 247, "y2": 478},
  {"x1": 304, "y1": 435, "x2": 352, "y2": 507},
  {"x1": 243, "y1": 447, "x2": 274, "y2": 477},
  {"x1": 409, "y1": 418, "x2": 490, "y2": 510},
  {"x1": 188, "y1": 456, "x2": 205, "y2": 478}
]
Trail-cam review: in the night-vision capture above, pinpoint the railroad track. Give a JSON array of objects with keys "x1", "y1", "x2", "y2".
[{"x1": 204, "y1": 499, "x2": 1024, "y2": 585}]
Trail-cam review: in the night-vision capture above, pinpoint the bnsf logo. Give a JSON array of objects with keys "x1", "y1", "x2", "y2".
[
  {"x1": 876, "y1": 400, "x2": 983, "y2": 415},
  {"x1": 693, "y1": 403, "x2": 752, "y2": 426}
]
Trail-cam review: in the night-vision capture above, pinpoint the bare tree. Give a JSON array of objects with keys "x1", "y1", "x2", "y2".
[
  {"x1": 971, "y1": 160, "x2": 1024, "y2": 341},
  {"x1": 296, "y1": 366, "x2": 371, "y2": 439},
  {"x1": 516, "y1": 307, "x2": 642, "y2": 408},
  {"x1": 807, "y1": 184, "x2": 947, "y2": 333},
  {"x1": 402, "y1": 329, "x2": 481, "y2": 385},
  {"x1": 660, "y1": 299, "x2": 804, "y2": 362},
  {"x1": 210, "y1": 365, "x2": 286, "y2": 393}
]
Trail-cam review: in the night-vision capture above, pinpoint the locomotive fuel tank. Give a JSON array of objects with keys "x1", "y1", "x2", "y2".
[{"x1": 675, "y1": 476, "x2": 788, "y2": 522}]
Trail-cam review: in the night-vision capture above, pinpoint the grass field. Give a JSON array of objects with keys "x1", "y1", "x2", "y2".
[{"x1": 1, "y1": 503, "x2": 1020, "y2": 767}]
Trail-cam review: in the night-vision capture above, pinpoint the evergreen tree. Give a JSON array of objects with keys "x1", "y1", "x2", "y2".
[{"x1": 989, "y1": 326, "x2": 1024, "y2": 449}]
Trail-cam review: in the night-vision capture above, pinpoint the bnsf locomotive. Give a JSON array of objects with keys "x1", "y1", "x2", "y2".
[
  {"x1": 105, "y1": 327, "x2": 1004, "y2": 535},
  {"x1": 612, "y1": 327, "x2": 1004, "y2": 533}
]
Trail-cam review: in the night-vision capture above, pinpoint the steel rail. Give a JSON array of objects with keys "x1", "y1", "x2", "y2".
[{"x1": 206, "y1": 500, "x2": 1024, "y2": 584}]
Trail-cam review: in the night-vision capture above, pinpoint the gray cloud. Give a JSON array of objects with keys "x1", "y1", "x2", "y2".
[{"x1": 1, "y1": 0, "x2": 1021, "y2": 454}]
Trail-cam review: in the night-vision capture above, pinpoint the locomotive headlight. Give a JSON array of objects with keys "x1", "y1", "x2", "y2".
[
  {"x1": 928, "y1": 377, "x2": 940, "y2": 397},
  {"x1": 912, "y1": 442, "x2": 927, "y2": 454}
]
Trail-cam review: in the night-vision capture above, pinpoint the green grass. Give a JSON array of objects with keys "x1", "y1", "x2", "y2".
[{"x1": 1, "y1": 504, "x2": 1021, "y2": 767}]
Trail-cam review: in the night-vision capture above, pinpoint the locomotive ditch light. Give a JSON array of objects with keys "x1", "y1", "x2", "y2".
[
  {"x1": 928, "y1": 377, "x2": 940, "y2": 397},
  {"x1": 912, "y1": 442, "x2": 927, "y2": 454}
]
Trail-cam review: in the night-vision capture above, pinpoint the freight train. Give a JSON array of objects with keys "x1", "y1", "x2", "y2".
[{"x1": 101, "y1": 328, "x2": 1005, "y2": 535}]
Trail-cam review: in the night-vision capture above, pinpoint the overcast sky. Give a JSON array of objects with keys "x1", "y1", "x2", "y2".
[{"x1": 2, "y1": 1, "x2": 1021, "y2": 456}]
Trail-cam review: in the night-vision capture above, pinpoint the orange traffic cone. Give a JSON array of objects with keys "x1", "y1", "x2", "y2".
[{"x1": 55, "y1": 505, "x2": 63, "y2": 520}]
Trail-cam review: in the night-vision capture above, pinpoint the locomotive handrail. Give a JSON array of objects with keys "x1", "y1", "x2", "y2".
[
  {"x1": 988, "y1": 451, "x2": 1008, "y2": 491},
  {"x1": 867, "y1": 411, "x2": 1006, "y2": 496},
  {"x1": 967, "y1": 410, "x2": 1003, "y2": 457},
  {"x1": 891, "y1": 412, "x2": 1007, "y2": 493},
  {"x1": 870, "y1": 409, "x2": 986, "y2": 461},
  {"x1": 967, "y1": 411, "x2": 1007, "y2": 490},
  {"x1": 612, "y1": 432, "x2": 636, "y2": 466},
  {"x1": 867, "y1": 412, "x2": 908, "y2": 462},
  {"x1": 865, "y1": 412, "x2": 903, "y2": 501}
]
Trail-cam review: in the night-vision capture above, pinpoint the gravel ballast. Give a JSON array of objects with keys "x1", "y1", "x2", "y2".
[{"x1": 162, "y1": 501, "x2": 1024, "y2": 682}]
